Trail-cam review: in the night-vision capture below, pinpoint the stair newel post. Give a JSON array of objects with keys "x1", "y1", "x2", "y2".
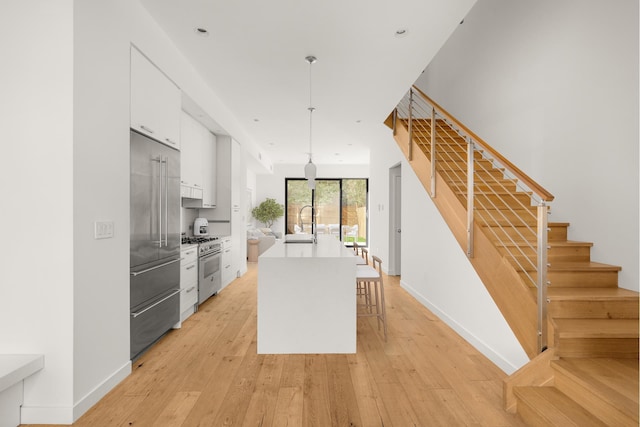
[
  {"x1": 392, "y1": 108, "x2": 397, "y2": 136},
  {"x1": 466, "y1": 138, "x2": 475, "y2": 258},
  {"x1": 430, "y1": 106, "x2": 437, "y2": 197},
  {"x1": 408, "y1": 89, "x2": 414, "y2": 161},
  {"x1": 536, "y1": 201, "x2": 549, "y2": 352}
]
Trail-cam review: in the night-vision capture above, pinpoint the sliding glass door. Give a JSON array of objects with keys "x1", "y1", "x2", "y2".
[
  {"x1": 285, "y1": 178, "x2": 368, "y2": 246},
  {"x1": 341, "y1": 179, "x2": 368, "y2": 244}
]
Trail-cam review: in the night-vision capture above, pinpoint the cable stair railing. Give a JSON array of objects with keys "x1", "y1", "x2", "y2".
[{"x1": 390, "y1": 86, "x2": 554, "y2": 354}]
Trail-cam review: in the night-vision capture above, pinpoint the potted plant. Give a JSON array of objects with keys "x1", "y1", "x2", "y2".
[{"x1": 251, "y1": 198, "x2": 284, "y2": 229}]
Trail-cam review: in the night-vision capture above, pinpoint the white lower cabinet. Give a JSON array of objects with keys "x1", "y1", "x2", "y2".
[
  {"x1": 179, "y1": 245, "x2": 198, "y2": 323},
  {"x1": 221, "y1": 237, "x2": 234, "y2": 288}
]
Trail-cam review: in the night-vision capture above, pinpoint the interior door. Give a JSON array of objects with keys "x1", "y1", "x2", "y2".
[
  {"x1": 393, "y1": 173, "x2": 402, "y2": 274},
  {"x1": 389, "y1": 164, "x2": 401, "y2": 275}
]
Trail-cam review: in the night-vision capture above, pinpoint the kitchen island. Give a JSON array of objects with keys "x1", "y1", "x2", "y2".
[{"x1": 257, "y1": 235, "x2": 357, "y2": 354}]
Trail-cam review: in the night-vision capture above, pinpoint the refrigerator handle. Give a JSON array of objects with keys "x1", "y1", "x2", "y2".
[
  {"x1": 130, "y1": 258, "x2": 180, "y2": 276},
  {"x1": 164, "y1": 156, "x2": 169, "y2": 247},
  {"x1": 130, "y1": 289, "x2": 180, "y2": 318},
  {"x1": 157, "y1": 155, "x2": 163, "y2": 248}
]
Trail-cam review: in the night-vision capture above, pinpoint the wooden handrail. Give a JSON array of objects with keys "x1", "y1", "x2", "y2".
[{"x1": 411, "y1": 85, "x2": 554, "y2": 202}]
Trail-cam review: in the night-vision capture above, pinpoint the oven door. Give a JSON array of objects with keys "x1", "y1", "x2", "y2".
[{"x1": 198, "y1": 251, "x2": 221, "y2": 304}]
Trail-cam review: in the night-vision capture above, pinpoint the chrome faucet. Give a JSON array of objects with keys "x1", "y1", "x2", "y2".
[{"x1": 298, "y1": 204, "x2": 317, "y2": 243}]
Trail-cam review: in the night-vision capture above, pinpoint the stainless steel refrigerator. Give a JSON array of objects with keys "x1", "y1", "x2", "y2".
[{"x1": 130, "y1": 130, "x2": 181, "y2": 360}]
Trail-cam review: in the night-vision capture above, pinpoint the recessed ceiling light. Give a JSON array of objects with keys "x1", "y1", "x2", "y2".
[
  {"x1": 253, "y1": 118, "x2": 260, "y2": 122},
  {"x1": 395, "y1": 29, "x2": 408, "y2": 38},
  {"x1": 355, "y1": 119, "x2": 362, "y2": 123},
  {"x1": 194, "y1": 27, "x2": 209, "y2": 37}
]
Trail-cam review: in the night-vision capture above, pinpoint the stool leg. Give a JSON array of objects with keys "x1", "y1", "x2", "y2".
[{"x1": 379, "y1": 281, "x2": 387, "y2": 341}]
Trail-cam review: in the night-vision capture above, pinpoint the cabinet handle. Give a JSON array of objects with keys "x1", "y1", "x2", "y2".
[
  {"x1": 186, "y1": 265, "x2": 195, "y2": 270},
  {"x1": 186, "y1": 250, "x2": 195, "y2": 255},
  {"x1": 186, "y1": 286, "x2": 196, "y2": 293},
  {"x1": 194, "y1": 184, "x2": 201, "y2": 187},
  {"x1": 165, "y1": 138, "x2": 176, "y2": 145},
  {"x1": 140, "y1": 125, "x2": 155, "y2": 134}
]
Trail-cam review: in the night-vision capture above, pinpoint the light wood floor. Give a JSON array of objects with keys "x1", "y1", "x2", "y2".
[{"x1": 26, "y1": 263, "x2": 527, "y2": 427}]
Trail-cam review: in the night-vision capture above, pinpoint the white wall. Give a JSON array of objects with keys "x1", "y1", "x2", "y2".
[
  {"x1": 416, "y1": 0, "x2": 639, "y2": 291},
  {"x1": 368, "y1": 123, "x2": 528, "y2": 373},
  {"x1": 367, "y1": 125, "x2": 403, "y2": 266},
  {"x1": 254, "y1": 163, "x2": 370, "y2": 237},
  {"x1": 72, "y1": 0, "x2": 132, "y2": 419},
  {"x1": 247, "y1": 169, "x2": 258, "y2": 228},
  {"x1": 400, "y1": 160, "x2": 529, "y2": 372},
  {"x1": 1, "y1": 0, "x2": 76, "y2": 421}
]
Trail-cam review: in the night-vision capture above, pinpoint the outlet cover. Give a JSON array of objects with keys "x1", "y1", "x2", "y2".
[{"x1": 94, "y1": 221, "x2": 115, "y2": 239}]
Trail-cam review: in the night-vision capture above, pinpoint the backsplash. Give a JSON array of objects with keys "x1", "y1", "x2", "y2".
[
  {"x1": 182, "y1": 208, "x2": 231, "y2": 237},
  {"x1": 181, "y1": 208, "x2": 199, "y2": 236}
]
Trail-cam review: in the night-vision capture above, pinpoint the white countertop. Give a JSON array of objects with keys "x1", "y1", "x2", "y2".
[
  {"x1": 261, "y1": 234, "x2": 355, "y2": 259},
  {"x1": 0, "y1": 354, "x2": 44, "y2": 393}
]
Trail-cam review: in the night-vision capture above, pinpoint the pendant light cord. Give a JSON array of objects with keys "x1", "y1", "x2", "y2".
[{"x1": 306, "y1": 56, "x2": 316, "y2": 162}]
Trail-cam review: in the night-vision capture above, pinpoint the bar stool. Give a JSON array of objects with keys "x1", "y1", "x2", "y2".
[
  {"x1": 361, "y1": 247, "x2": 370, "y2": 265},
  {"x1": 356, "y1": 255, "x2": 387, "y2": 341},
  {"x1": 350, "y1": 242, "x2": 367, "y2": 265}
]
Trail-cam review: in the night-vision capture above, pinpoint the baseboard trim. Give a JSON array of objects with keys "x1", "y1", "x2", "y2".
[
  {"x1": 400, "y1": 279, "x2": 522, "y2": 375},
  {"x1": 73, "y1": 361, "x2": 131, "y2": 421},
  {"x1": 20, "y1": 360, "x2": 131, "y2": 424}
]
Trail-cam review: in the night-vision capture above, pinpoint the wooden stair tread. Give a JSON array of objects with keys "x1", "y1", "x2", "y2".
[
  {"x1": 548, "y1": 287, "x2": 639, "y2": 301},
  {"x1": 486, "y1": 221, "x2": 569, "y2": 227},
  {"x1": 514, "y1": 386, "x2": 608, "y2": 426},
  {"x1": 552, "y1": 240, "x2": 593, "y2": 248},
  {"x1": 552, "y1": 358, "x2": 639, "y2": 421},
  {"x1": 496, "y1": 240, "x2": 593, "y2": 248},
  {"x1": 549, "y1": 262, "x2": 622, "y2": 272},
  {"x1": 454, "y1": 190, "x2": 533, "y2": 198},
  {"x1": 553, "y1": 318, "x2": 639, "y2": 338},
  {"x1": 512, "y1": 261, "x2": 621, "y2": 274}
]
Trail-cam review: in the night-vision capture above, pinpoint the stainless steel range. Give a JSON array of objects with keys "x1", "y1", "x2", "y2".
[{"x1": 182, "y1": 236, "x2": 222, "y2": 304}]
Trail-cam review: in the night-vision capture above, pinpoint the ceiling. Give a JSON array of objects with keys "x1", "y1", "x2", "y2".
[{"x1": 140, "y1": 0, "x2": 476, "y2": 166}]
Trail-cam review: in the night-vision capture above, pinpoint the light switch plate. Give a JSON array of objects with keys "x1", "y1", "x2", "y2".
[{"x1": 94, "y1": 221, "x2": 115, "y2": 239}]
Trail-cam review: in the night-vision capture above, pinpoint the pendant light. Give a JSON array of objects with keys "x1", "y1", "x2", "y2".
[{"x1": 304, "y1": 55, "x2": 317, "y2": 190}]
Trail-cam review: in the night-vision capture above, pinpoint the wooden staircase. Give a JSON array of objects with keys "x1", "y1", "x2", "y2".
[{"x1": 386, "y1": 105, "x2": 639, "y2": 426}]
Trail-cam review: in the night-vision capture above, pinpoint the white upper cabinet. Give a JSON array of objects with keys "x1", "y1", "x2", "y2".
[
  {"x1": 206, "y1": 135, "x2": 232, "y2": 220},
  {"x1": 231, "y1": 139, "x2": 241, "y2": 210},
  {"x1": 181, "y1": 111, "x2": 217, "y2": 207},
  {"x1": 201, "y1": 130, "x2": 217, "y2": 208},
  {"x1": 180, "y1": 111, "x2": 204, "y2": 191},
  {"x1": 130, "y1": 47, "x2": 181, "y2": 149}
]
